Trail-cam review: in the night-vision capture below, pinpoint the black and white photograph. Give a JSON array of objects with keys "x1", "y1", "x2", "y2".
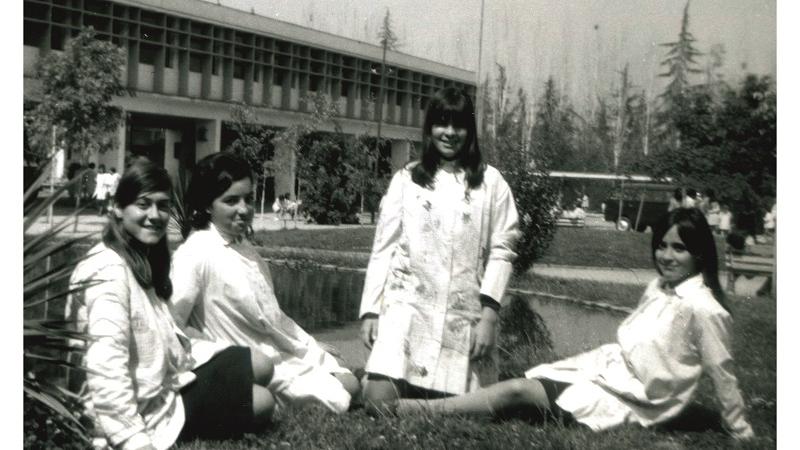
[{"x1": 18, "y1": 0, "x2": 785, "y2": 448}]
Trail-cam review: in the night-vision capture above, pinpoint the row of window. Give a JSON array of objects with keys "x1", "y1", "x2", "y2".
[{"x1": 24, "y1": 0, "x2": 473, "y2": 94}]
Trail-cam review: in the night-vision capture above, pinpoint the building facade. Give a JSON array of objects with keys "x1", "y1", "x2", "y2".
[{"x1": 23, "y1": 0, "x2": 475, "y2": 199}]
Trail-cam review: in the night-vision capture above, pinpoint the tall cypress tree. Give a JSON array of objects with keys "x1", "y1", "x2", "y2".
[{"x1": 657, "y1": 1, "x2": 703, "y2": 150}]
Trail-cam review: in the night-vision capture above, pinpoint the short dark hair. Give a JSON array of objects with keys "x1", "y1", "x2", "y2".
[
  {"x1": 104, "y1": 160, "x2": 173, "y2": 300},
  {"x1": 184, "y1": 152, "x2": 253, "y2": 238},
  {"x1": 411, "y1": 87, "x2": 484, "y2": 190},
  {"x1": 651, "y1": 208, "x2": 728, "y2": 311}
]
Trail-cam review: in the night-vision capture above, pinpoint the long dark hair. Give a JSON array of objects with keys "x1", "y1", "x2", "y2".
[
  {"x1": 103, "y1": 160, "x2": 173, "y2": 300},
  {"x1": 183, "y1": 152, "x2": 253, "y2": 238},
  {"x1": 651, "y1": 208, "x2": 728, "y2": 311},
  {"x1": 411, "y1": 87, "x2": 484, "y2": 190}
]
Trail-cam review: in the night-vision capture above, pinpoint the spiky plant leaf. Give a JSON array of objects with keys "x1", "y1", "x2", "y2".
[
  {"x1": 170, "y1": 168, "x2": 192, "y2": 239},
  {"x1": 24, "y1": 159, "x2": 94, "y2": 445},
  {"x1": 23, "y1": 169, "x2": 85, "y2": 231}
]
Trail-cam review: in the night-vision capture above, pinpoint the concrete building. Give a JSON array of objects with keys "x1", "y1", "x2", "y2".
[{"x1": 23, "y1": 0, "x2": 475, "y2": 200}]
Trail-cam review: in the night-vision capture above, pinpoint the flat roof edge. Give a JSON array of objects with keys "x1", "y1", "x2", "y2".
[{"x1": 117, "y1": 0, "x2": 475, "y2": 84}]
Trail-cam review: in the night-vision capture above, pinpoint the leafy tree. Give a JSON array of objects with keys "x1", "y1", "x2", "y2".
[
  {"x1": 482, "y1": 67, "x2": 560, "y2": 274},
  {"x1": 619, "y1": 91, "x2": 653, "y2": 172},
  {"x1": 224, "y1": 104, "x2": 278, "y2": 214},
  {"x1": 530, "y1": 77, "x2": 576, "y2": 171},
  {"x1": 276, "y1": 93, "x2": 384, "y2": 225},
  {"x1": 639, "y1": 75, "x2": 776, "y2": 235},
  {"x1": 26, "y1": 28, "x2": 126, "y2": 164},
  {"x1": 703, "y1": 43, "x2": 728, "y2": 101}
]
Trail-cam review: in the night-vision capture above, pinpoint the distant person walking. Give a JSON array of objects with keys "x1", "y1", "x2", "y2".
[
  {"x1": 706, "y1": 198, "x2": 721, "y2": 233},
  {"x1": 668, "y1": 188, "x2": 683, "y2": 212},
  {"x1": 718, "y1": 204, "x2": 733, "y2": 237},
  {"x1": 682, "y1": 188, "x2": 697, "y2": 209},
  {"x1": 93, "y1": 164, "x2": 110, "y2": 215},
  {"x1": 82, "y1": 162, "x2": 97, "y2": 202},
  {"x1": 763, "y1": 199, "x2": 776, "y2": 239},
  {"x1": 359, "y1": 87, "x2": 521, "y2": 415}
]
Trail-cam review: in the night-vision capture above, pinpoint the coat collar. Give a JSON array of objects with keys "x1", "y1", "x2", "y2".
[
  {"x1": 205, "y1": 223, "x2": 241, "y2": 247},
  {"x1": 658, "y1": 274, "x2": 706, "y2": 298}
]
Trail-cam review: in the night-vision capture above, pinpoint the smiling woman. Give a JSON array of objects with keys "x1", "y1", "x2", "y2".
[
  {"x1": 398, "y1": 208, "x2": 754, "y2": 441},
  {"x1": 117, "y1": 191, "x2": 172, "y2": 245},
  {"x1": 360, "y1": 87, "x2": 521, "y2": 415},
  {"x1": 170, "y1": 152, "x2": 360, "y2": 414},
  {"x1": 67, "y1": 161, "x2": 276, "y2": 450}
]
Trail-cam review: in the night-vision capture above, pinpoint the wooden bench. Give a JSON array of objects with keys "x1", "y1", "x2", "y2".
[
  {"x1": 556, "y1": 216, "x2": 585, "y2": 228},
  {"x1": 725, "y1": 244, "x2": 775, "y2": 295}
]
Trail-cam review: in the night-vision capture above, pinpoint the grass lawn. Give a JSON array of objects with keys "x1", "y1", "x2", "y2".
[
  {"x1": 253, "y1": 226, "x2": 729, "y2": 269},
  {"x1": 175, "y1": 293, "x2": 775, "y2": 449},
  {"x1": 189, "y1": 228, "x2": 774, "y2": 448}
]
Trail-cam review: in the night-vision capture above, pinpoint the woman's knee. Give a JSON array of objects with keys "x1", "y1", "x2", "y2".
[
  {"x1": 251, "y1": 385, "x2": 275, "y2": 425},
  {"x1": 496, "y1": 378, "x2": 548, "y2": 409},
  {"x1": 363, "y1": 378, "x2": 401, "y2": 416},
  {"x1": 250, "y1": 350, "x2": 274, "y2": 386},
  {"x1": 334, "y1": 372, "x2": 361, "y2": 398}
]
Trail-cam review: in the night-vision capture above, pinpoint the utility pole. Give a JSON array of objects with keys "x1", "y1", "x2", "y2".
[
  {"x1": 375, "y1": 9, "x2": 398, "y2": 149},
  {"x1": 371, "y1": 9, "x2": 398, "y2": 223},
  {"x1": 475, "y1": 0, "x2": 486, "y2": 132}
]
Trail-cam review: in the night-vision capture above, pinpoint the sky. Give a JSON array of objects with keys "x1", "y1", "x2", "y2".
[{"x1": 202, "y1": 0, "x2": 776, "y2": 110}]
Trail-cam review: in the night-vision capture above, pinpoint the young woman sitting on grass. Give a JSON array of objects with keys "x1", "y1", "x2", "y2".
[
  {"x1": 67, "y1": 161, "x2": 275, "y2": 450},
  {"x1": 169, "y1": 152, "x2": 360, "y2": 414},
  {"x1": 398, "y1": 208, "x2": 755, "y2": 440}
]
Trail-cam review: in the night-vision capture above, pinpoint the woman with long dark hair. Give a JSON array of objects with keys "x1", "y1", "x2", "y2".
[
  {"x1": 169, "y1": 152, "x2": 359, "y2": 414},
  {"x1": 68, "y1": 161, "x2": 275, "y2": 450},
  {"x1": 360, "y1": 87, "x2": 521, "y2": 413},
  {"x1": 396, "y1": 208, "x2": 754, "y2": 440}
]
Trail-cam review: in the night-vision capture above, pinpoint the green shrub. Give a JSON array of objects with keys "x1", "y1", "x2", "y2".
[{"x1": 497, "y1": 294, "x2": 557, "y2": 380}]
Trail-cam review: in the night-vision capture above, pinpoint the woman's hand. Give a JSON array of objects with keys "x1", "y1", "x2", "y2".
[
  {"x1": 470, "y1": 307, "x2": 499, "y2": 360},
  {"x1": 361, "y1": 315, "x2": 379, "y2": 349}
]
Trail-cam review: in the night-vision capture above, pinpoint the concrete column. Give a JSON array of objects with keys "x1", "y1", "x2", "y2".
[
  {"x1": 390, "y1": 140, "x2": 412, "y2": 173},
  {"x1": 163, "y1": 129, "x2": 182, "y2": 180},
  {"x1": 272, "y1": 140, "x2": 296, "y2": 200},
  {"x1": 195, "y1": 119, "x2": 221, "y2": 161},
  {"x1": 115, "y1": 121, "x2": 126, "y2": 172}
]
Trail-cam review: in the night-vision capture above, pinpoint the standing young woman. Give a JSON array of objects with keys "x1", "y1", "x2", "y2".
[
  {"x1": 169, "y1": 152, "x2": 359, "y2": 414},
  {"x1": 360, "y1": 87, "x2": 521, "y2": 413},
  {"x1": 398, "y1": 208, "x2": 754, "y2": 440},
  {"x1": 67, "y1": 161, "x2": 275, "y2": 450}
]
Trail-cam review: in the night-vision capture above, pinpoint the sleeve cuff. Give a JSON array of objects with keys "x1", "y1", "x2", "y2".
[
  {"x1": 479, "y1": 294, "x2": 500, "y2": 312},
  {"x1": 480, "y1": 260, "x2": 513, "y2": 302}
]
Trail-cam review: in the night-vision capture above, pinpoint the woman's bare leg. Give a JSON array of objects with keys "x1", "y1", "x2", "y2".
[
  {"x1": 249, "y1": 350, "x2": 276, "y2": 426},
  {"x1": 363, "y1": 377, "x2": 403, "y2": 416},
  {"x1": 250, "y1": 349, "x2": 274, "y2": 387},
  {"x1": 252, "y1": 385, "x2": 276, "y2": 425},
  {"x1": 397, "y1": 378, "x2": 550, "y2": 417},
  {"x1": 334, "y1": 372, "x2": 361, "y2": 398}
]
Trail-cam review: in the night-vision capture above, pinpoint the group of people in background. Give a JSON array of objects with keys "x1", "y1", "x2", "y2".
[
  {"x1": 669, "y1": 187, "x2": 776, "y2": 245},
  {"x1": 272, "y1": 192, "x2": 300, "y2": 224},
  {"x1": 66, "y1": 161, "x2": 121, "y2": 215},
  {"x1": 67, "y1": 87, "x2": 754, "y2": 449}
]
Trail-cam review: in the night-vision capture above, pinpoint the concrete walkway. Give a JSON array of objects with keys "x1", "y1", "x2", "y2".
[
  {"x1": 532, "y1": 263, "x2": 771, "y2": 297},
  {"x1": 25, "y1": 210, "x2": 375, "y2": 238}
]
